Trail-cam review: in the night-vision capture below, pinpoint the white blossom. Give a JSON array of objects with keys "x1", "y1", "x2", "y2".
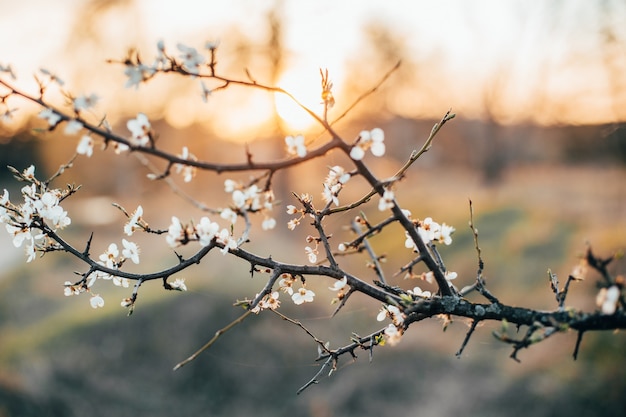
[
  {"x1": 195, "y1": 216, "x2": 219, "y2": 246},
  {"x1": 127, "y1": 113, "x2": 151, "y2": 146},
  {"x1": 73, "y1": 94, "x2": 99, "y2": 112},
  {"x1": 597, "y1": 286, "x2": 620, "y2": 315},
  {"x1": 177, "y1": 43, "x2": 205, "y2": 74},
  {"x1": 170, "y1": 278, "x2": 187, "y2": 291},
  {"x1": 76, "y1": 135, "x2": 94, "y2": 157},
  {"x1": 38, "y1": 108, "x2": 61, "y2": 127},
  {"x1": 64, "y1": 120, "x2": 83, "y2": 135},
  {"x1": 90, "y1": 294, "x2": 105, "y2": 309},
  {"x1": 329, "y1": 276, "x2": 348, "y2": 291},
  {"x1": 285, "y1": 135, "x2": 307, "y2": 157},
  {"x1": 350, "y1": 128, "x2": 385, "y2": 160},
  {"x1": 124, "y1": 205, "x2": 143, "y2": 236},
  {"x1": 121, "y1": 239, "x2": 140, "y2": 264},
  {"x1": 292, "y1": 287, "x2": 315, "y2": 305}
]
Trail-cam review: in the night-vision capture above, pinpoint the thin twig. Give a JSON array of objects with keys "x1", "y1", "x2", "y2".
[
  {"x1": 330, "y1": 60, "x2": 401, "y2": 127},
  {"x1": 270, "y1": 309, "x2": 329, "y2": 352},
  {"x1": 352, "y1": 219, "x2": 386, "y2": 284},
  {"x1": 173, "y1": 310, "x2": 253, "y2": 371}
]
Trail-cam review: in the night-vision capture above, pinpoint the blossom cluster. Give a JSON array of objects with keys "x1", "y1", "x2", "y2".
[
  {"x1": 404, "y1": 217, "x2": 455, "y2": 250},
  {"x1": 285, "y1": 195, "x2": 313, "y2": 231},
  {"x1": 174, "y1": 146, "x2": 197, "y2": 182},
  {"x1": 165, "y1": 215, "x2": 237, "y2": 255},
  {"x1": 31, "y1": 74, "x2": 104, "y2": 157},
  {"x1": 250, "y1": 291, "x2": 280, "y2": 313},
  {"x1": 123, "y1": 40, "x2": 218, "y2": 96},
  {"x1": 321, "y1": 165, "x2": 351, "y2": 206},
  {"x1": 223, "y1": 179, "x2": 276, "y2": 231},
  {"x1": 285, "y1": 134, "x2": 307, "y2": 158},
  {"x1": 377, "y1": 304, "x2": 406, "y2": 345},
  {"x1": 278, "y1": 273, "x2": 316, "y2": 305},
  {"x1": 64, "y1": 238, "x2": 141, "y2": 308},
  {"x1": 350, "y1": 128, "x2": 385, "y2": 160},
  {"x1": 0, "y1": 166, "x2": 71, "y2": 262}
]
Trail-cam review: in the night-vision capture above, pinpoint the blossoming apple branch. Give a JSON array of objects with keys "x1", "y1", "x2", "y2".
[{"x1": 0, "y1": 41, "x2": 624, "y2": 394}]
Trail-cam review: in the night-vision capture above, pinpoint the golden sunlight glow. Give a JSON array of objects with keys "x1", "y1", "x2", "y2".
[
  {"x1": 273, "y1": 67, "x2": 325, "y2": 132},
  {"x1": 0, "y1": 0, "x2": 624, "y2": 135}
]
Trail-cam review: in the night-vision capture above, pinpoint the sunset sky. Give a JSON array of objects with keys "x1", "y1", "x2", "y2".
[{"x1": 1, "y1": 0, "x2": 626, "y2": 136}]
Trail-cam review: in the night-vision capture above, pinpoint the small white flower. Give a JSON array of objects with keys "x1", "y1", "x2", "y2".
[
  {"x1": 99, "y1": 243, "x2": 119, "y2": 268},
  {"x1": 329, "y1": 276, "x2": 348, "y2": 291},
  {"x1": 73, "y1": 94, "x2": 99, "y2": 112},
  {"x1": 76, "y1": 135, "x2": 94, "y2": 157},
  {"x1": 166, "y1": 216, "x2": 185, "y2": 248},
  {"x1": 124, "y1": 205, "x2": 143, "y2": 236},
  {"x1": 38, "y1": 108, "x2": 61, "y2": 127},
  {"x1": 124, "y1": 64, "x2": 156, "y2": 89},
  {"x1": 174, "y1": 146, "x2": 197, "y2": 182},
  {"x1": 369, "y1": 127, "x2": 385, "y2": 156},
  {"x1": 224, "y1": 179, "x2": 237, "y2": 193},
  {"x1": 25, "y1": 241, "x2": 37, "y2": 263},
  {"x1": 377, "y1": 304, "x2": 404, "y2": 326},
  {"x1": 216, "y1": 228, "x2": 237, "y2": 255},
  {"x1": 64, "y1": 281, "x2": 80, "y2": 296},
  {"x1": 285, "y1": 135, "x2": 307, "y2": 157},
  {"x1": 195, "y1": 216, "x2": 219, "y2": 246},
  {"x1": 254, "y1": 291, "x2": 280, "y2": 312},
  {"x1": 232, "y1": 190, "x2": 246, "y2": 208},
  {"x1": 384, "y1": 323, "x2": 403, "y2": 345},
  {"x1": 409, "y1": 286, "x2": 432, "y2": 298},
  {"x1": 64, "y1": 120, "x2": 83, "y2": 135},
  {"x1": 438, "y1": 223, "x2": 455, "y2": 245},
  {"x1": 122, "y1": 239, "x2": 140, "y2": 264},
  {"x1": 350, "y1": 128, "x2": 385, "y2": 160},
  {"x1": 262, "y1": 217, "x2": 276, "y2": 231},
  {"x1": 444, "y1": 271, "x2": 458, "y2": 283},
  {"x1": 6, "y1": 224, "x2": 32, "y2": 248},
  {"x1": 121, "y1": 298, "x2": 134, "y2": 308},
  {"x1": 127, "y1": 113, "x2": 151, "y2": 146},
  {"x1": 22, "y1": 165, "x2": 35, "y2": 180},
  {"x1": 177, "y1": 43, "x2": 205, "y2": 74},
  {"x1": 292, "y1": 287, "x2": 315, "y2": 305},
  {"x1": 90, "y1": 294, "x2": 105, "y2": 309},
  {"x1": 170, "y1": 278, "x2": 187, "y2": 291},
  {"x1": 220, "y1": 208, "x2": 237, "y2": 224},
  {"x1": 112, "y1": 276, "x2": 130, "y2": 288},
  {"x1": 305, "y1": 246, "x2": 317, "y2": 264},
  {"x1": 378, "y1": 189, "x2": 395, "y2": 211},
  {"x1": 597, "y1": 286, "x2": 620, "y2": 315},
  {"x1": 349, "y1": 145, "x2": 365, "y2": 161},
  {"x1": 418, "y1": 217, "x2": 439, "y2": 244},
  {"x1": 279, "y1": 275, "x2": 295, "y2": 295}
]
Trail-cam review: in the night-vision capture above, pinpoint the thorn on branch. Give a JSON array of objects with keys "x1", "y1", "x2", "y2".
[
  {"x1": 456, "y1": 319, "x2": 479, "y2": 358},
  {"x1": 83, "y1": 232, "x2": 94, "y2": 256},
  {"x1": 573, "y1": 330, "x2": 585, "y2": 360}
]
